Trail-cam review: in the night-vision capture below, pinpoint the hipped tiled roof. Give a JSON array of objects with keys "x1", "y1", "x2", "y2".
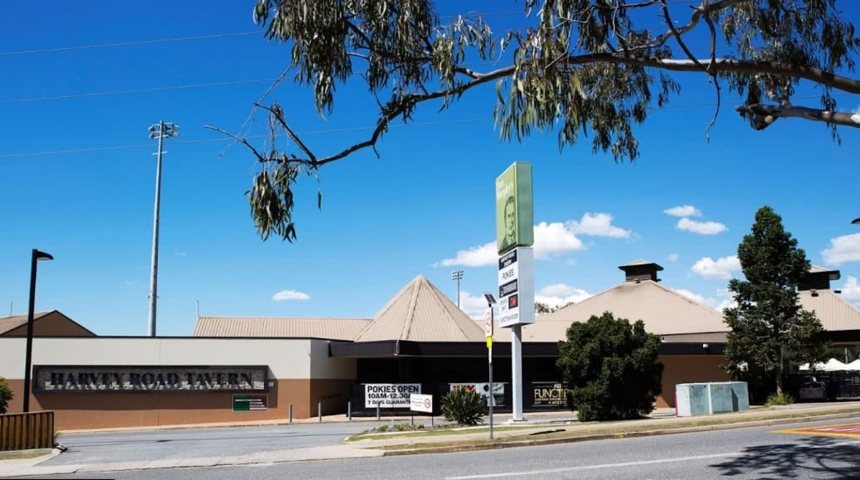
[
  {"x1": 503, "y1": 280, "x2": 728, "y2": 342},
  {"x1": 193, "y1": 316, "x2": 369, "y2": 340},
  {"x1": 799, "y1": 290, "x2": 860, "y2": 332},
  {"x1": 353, "y1": 275, "x2": 485, "y2": 342}
]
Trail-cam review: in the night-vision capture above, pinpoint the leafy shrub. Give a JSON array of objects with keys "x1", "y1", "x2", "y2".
[
  {"x1": 765, "y1": 392, "x2": 794, "y2": 406},
  {"x1": 0, "y1": 376, "x2": 13, "y2": 414},
  {"x1": 442, "y1": 387, "x2": 486, "y2": 425},
  {"x1": 366, "y1": 423, "x2": 425, "y2": 434},
  {"x1": 557, "y1": 312, "x2": 664, "y2": 421}
]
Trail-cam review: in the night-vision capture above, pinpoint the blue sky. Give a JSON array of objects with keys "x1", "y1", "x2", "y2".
[{"x1": 2, "y1": 1, "x2": 859, "y2": 335}]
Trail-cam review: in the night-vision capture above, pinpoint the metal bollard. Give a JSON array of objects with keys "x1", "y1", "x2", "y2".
[
  {"x1": 348, "y1": 401, "x2": 352, "y2": 421},
  {"x1": 376, "y1": 402, "x2": 381, "y2": 420},
  {"x1": 289, "y1": 404, "x2": 293, "y2": 423},
  {"x1": 318, "y1": 400, "x2": 323, "y2": 422}
]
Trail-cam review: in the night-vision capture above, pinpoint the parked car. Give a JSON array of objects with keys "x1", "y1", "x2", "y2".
[{"x1": 798, "y1": 377, "x2": 827, "y2": 401}]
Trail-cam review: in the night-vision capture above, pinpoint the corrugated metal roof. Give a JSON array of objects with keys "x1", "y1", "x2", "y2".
[
  {"x1": 193, "y1": 316, "x2": 370, "y2": 340},
  {"x1": 354, "y1": 275, "x2": 485, "y2": 342},
  {"x1": 0, "y1": 312, "x2": 51, "y2": 335},
  {"x1": 495, "y1": 280, "x2": 728, "y2": 342},
  {"x1": 799, "y1": 290, "x2": 860, "y2": 332}
]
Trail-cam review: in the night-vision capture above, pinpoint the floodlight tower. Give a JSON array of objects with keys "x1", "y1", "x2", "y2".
[
  {"x1": 147, "y1": 121, "x2": 179, "y2": 337},
  {"x1": 452, "y1": 270, "x2": 464, "y2": 308}
]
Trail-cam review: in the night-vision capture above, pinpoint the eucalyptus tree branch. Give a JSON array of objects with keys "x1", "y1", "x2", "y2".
[
  {"x1": 255, "y1": 103, "x2": 318, "y2": 164},
  {"x1": 562, "y1": 55, "x2": 860, "y2": 94},
  {"x1": 700, "y1": 0, "x2": 719, "y2": 75},
  {"x1": 648, "y1": 0, "x2": 741, "y2": 53},
  {"x1": 237, "y1": 66, "x2": 511, "y2": 169},
  {"x1": 204, "y1": 125, "x2": 269, "y2": 163},
  {"x1": 736, "y1": 104, "x2": 860, "y2": 130},
  {"x1": 660, "y1": 0, "x2": 704, "y2": 69}
]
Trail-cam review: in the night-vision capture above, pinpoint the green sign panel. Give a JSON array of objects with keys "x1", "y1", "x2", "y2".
[
  {"x1": 232, "y1": 394, "x2": 268, "y2": 412},
  {"x1": 496, "y1": 162, "x2": 534, "y2": 254}
]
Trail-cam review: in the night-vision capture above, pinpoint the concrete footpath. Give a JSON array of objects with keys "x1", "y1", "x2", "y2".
[{"x1": 3, "y1": 402, "x2": 860, "y2": 477}]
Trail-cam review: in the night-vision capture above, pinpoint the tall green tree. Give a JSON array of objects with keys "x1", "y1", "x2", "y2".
[
  {"x1": 212, "y1": 1, "x2": 860, "y2": 240},
  {"x1": 557, "y1": 312, "x2": 663, "y2": 421},
  {"x1": 724, "y1": 206, "x2": 828, "y2": 396}
]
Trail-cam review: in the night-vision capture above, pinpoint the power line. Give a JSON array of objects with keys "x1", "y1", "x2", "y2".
[
  {"x1": 0, "y1": 88, "x2": 849, "y2": 160},
  {"x1": 0, "y1": 78, "x2": 274, "y2": 105},
  {"x1": 0, "y1": 1, "x2": 722, "y2": 59},
  {"x1": 0, "y1": 118, "x2": 486, "y2": 160},
  {"x1": 0, "y1": 32, "x2": 258, "y2": 57}
]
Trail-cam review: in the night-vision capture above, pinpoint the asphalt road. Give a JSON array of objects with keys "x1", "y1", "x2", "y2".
[
  {"x1": 44, "y1": 412, "x2": 578, "y2": 467},
  {"x1": 44, "y1": 421, "x2": 384, "y2": 466},
  {"x1": 35, "y1": 416, "x2": 860, "y2": 479}
]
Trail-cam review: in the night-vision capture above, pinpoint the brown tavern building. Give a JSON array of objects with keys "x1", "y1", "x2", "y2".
[{"x1": 1, "y1": 261, "x2": 858, "y2": 430}]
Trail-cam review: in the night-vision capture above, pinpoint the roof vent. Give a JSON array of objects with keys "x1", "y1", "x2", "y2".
[
  {"x1": 618, "y1": 259, "x2": 663, "y2": 283},
  {"x1": 799, "y1": 265, "x2": 841, "y2": 291}
]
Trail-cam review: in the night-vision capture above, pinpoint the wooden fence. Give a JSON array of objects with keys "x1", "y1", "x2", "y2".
[{"x1": 0, "y1": 411, "x2": 54, "y2": 451}]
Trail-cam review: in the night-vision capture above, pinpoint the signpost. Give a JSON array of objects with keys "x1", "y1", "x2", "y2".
[
  {"x1": 495, "y1": 162, "x2": 535, "y2": 422},
  {"x1": 232, "y1": 394, "x2": 267, "y2": 412},
  {"x1": 483, "y1": 296, "x2": 496, "y2": 439},
  {"x1": 410, "y1": 393, "x2": 434, "y2": 428}
]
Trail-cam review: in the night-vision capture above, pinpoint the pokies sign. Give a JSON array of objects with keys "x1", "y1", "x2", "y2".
[{"x1": 364, "y1": 383, "x2": 421, "y2": 408}]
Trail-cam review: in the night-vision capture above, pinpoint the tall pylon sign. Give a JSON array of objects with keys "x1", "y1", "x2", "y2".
[{"x1": 495, "y1": 162, "x2": 535, "y2": 421}]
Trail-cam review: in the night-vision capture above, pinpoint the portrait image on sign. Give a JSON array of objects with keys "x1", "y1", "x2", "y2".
[{"x1": 495, "y1": 162, "x2": 534, "y2": 254}]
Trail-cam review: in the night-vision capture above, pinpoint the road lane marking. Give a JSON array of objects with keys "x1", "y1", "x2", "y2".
[
  {"x1": 444, "y1": 453, "x2": 738, "y2": 479},
  {"x1": 774, "y1": 423, "x2": 860, "y2": 439}
]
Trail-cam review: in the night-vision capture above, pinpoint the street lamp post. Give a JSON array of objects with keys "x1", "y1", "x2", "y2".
[
  {"x1": 451, "y1": 270, "x2": 464, "y2": 308},
  {"x1": 147, "y1": 121, "x2": 179, "y2": 337},
  {"x1": 23, "y1": 249, "x2": 53, "y2": 413},
  {"x1": 483, "y1": 293, "x2": 496, "y2": 440}
]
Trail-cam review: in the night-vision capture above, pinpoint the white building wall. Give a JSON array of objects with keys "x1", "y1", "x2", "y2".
[
  {"x1": 0, "y1": 337, "x2": 324, "y2": 379},
  {"x1": 309, "y1": 340, "x2": 356, "y2": 379}
]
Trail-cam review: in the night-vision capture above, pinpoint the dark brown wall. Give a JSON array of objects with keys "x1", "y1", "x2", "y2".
[
  {"x1": 657, "y1": 355, "x2": 729, "y2": 408},
  {"x1": 4, "y1": 378, "x2": 354, "y2": 430},
  {"x1": 310, "y1": 378, "x2": 355, "y2": 416}
]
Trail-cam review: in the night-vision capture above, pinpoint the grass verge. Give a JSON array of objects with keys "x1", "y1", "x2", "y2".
[{"x1": 363, "y1": 404, "x2": 860, "y2": 453}]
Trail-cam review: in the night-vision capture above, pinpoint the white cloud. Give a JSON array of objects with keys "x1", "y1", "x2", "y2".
[
  {"x1": 536, "y1": 283, "x2": 592, "y2": 309},
  {"x1": 567, "y1": 213, "x2": 631, "y2": 238},
  {"x1": 691, "y1": 256, "x2": 741, "y2": 280},
  {"x1": 672, "y1": 287, "x2": 736, "y2": 311},
  {"x1": 438, "y1": 242, "x2": 497, "y2": 267},
  {"x1": 672, "y1": 288, "x2": 707, "y2": 304},
  {"x1": 715, "y1": 288, "x2": 737, "y2": 311},
  {"x1": 534, "y1": 222, "x2": 585, "y2": 259},
  {"x1": 272, "y1": 289, "x2": 310, "y2": 301},
  {"x1": 822, "y1": 233, "x2": 860, "y2": 265},
  {"x1": 438, "y1": 213, "x2": 628, "y2": 267},
  {"x1": 459, "y1": 291, "x2": 491, "y2": 319},
  {"x1": 840, "y1": 276, "x2": 860, "y2": 307},
  {"x1": 664, "y1": 205, "x2": 702, "y2": 218},
  {"x1": 668, "y1": 253, "x2": 680, "y2": 263},
  {"x1": 677, "y1": 218, "x2": 728, "y2": 235}
]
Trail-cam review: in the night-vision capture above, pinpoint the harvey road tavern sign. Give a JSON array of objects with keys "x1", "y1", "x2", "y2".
[{"x1": 34, "y1": 366, "x2": 268, "y2": 393}]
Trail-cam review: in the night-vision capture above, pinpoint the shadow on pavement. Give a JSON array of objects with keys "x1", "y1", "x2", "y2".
[{"x1": 710, "y1": 436, "x2": 860, "y2": 479}]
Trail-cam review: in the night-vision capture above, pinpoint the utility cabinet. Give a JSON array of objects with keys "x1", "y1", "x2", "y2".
[{"x1": 676, "y1": 382, "x2": 749, "y2": 417}]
